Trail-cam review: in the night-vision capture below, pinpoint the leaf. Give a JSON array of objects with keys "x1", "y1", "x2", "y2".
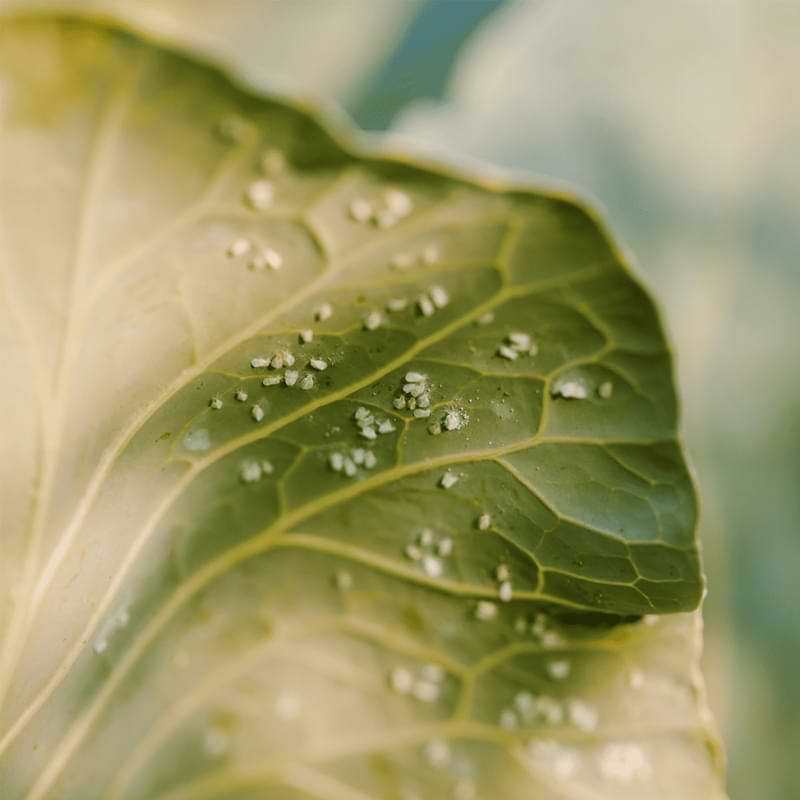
[{"x1": 0, "y1": 15, "x2": 723, "y2": 800}]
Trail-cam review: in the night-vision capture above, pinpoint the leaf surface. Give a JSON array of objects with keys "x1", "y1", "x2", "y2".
[{"x1": 0, "y1": 16, "x2": 722, "y2": 799}]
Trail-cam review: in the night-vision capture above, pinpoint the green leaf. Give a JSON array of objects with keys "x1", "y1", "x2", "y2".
[{"x1": 0, "y1": 15, "x2": 723, "y2": 800}]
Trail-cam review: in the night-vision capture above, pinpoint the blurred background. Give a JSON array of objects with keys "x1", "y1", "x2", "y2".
[{"x1": 4, "y1": 1, "x2": 798, "y2": 797}]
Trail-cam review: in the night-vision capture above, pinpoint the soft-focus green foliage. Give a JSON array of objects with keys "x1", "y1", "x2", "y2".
[{"x1": 0, "y1": 15, "x2": 723, "y2": 800}]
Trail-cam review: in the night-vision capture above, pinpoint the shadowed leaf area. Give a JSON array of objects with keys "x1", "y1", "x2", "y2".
[{"x1": 0, "y1": 15, "x2": 723, "y2": 800}]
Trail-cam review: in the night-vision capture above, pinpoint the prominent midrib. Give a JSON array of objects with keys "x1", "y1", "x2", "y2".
[
  {"x1": 26, "y1": 407, "x2": 665, "y2": 800},
  {"x1": 24, "y1": 172, "x2": 467, "y2": 635},
  {"x1": 0, "y1": 218, "x2": 522, "y2": 765},
  {"x1": 1, "y1": 255, "x2": 620, "y2": 767}
]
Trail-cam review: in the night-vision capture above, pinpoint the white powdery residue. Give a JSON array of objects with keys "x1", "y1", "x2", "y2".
[{"x1": 183, "y1": 428, "x2": 210, "y2": 452}]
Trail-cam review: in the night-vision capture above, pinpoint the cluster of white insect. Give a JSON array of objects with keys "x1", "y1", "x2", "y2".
[
  {"x1": 389, "y1": 662, "x2": 446, "y2": 703},
  {"x1": 226, "y1": 235, "x2": 283, "y2": 273},
  {"x1": 550, "y1": 376, "x2": 589, "y2": 400},
  {"x1": 496, "y1": 331, "x2": 538, "y2": 361},
  {"x1": 493, "y1": 562, "x2": 514, "y2": 603},
  {"x1": 598, "y1": 743, "x2": 651, "y2": 783},
  {"x1": 390, "y1": 243, "x2": 440, "y2": 271},
  {"x1": 404, "y1": 527, "x2": 453, "y2": 579},
  {"x1": 416, "y1": 284, "x2": 450, "y2": 318},
  {"x1": 498, "y1": 691, "x2": 597, "y2": 733},
  {"x1": 348, "y1": 187, "x2": 415, "y2": 229},
  {"x1": 393, "y1": 371, "x2": 432, "y2": 418},
  {"x1": 477, "y1": 512, "x2": 492, "y2": 530},
  {"x1": 427, "y1": 406, "x2": 469, "y2": 437},
  {"x1": 251, "y1": 349, "x2": 297, "y2": 370},
  {"x1": 248, "y1": 247, "x2": 283, "y2": 272},
  {"x1": 513, "y1": 612, "x2": 566, "y2": 648},
  {"x1": 352, "y1": 406, "x2": 396, "y2": 441},
  {"x1": 245, "y1": 349, "x2": 321, "y2": 395},
  {"x1": 328, "y1": 447, "x2": 378, "y2": 477},
  {"x1": 238, "y1": 458, "x2": 274, "y2": 484},
  {"x1": 526, "y1": 740, "x2": 579, "y2": 780}
]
